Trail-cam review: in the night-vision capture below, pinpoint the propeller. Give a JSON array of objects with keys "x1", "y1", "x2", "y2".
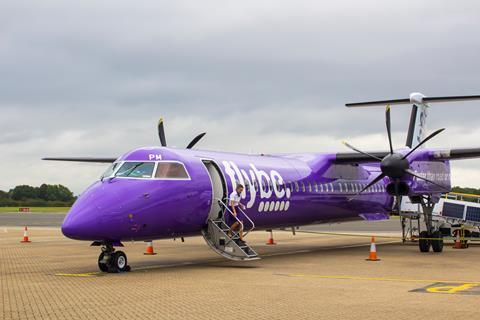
[
  {"x1": 186, "y1": 132, "x2": 207, "y2": 149},
  {"x1": 344, "y1": 105, "x2": 447, "y2": 210},
  {"x1": 157, "y1": 117, "x2": 206, "y2": 149},
  {"x1": 158, "y1": 118, "x2": 167, "y2": 147}
]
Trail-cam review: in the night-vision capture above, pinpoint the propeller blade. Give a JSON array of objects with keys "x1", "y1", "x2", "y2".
[
  {"x1": 349, "y1": 173, "x2": 386, "y2": 200},
  {"x1": 385, "y1": 105, "x2": 394, "y2": 154},
  {"x1": 158, "y1": 118, "x2": 167, "y2": 147},
  {"x1": 402, "y1": 128, "x2": 445, "y2": 159},
  {"x1": 405, "y1": 169, "x2": 447, "y2": 190},
  {"x1": 186, "y1": 132, "x2": 206, "y2": 149},
  {"x1": 342, "y1": 141, "x2": 383, "y2": 161}
]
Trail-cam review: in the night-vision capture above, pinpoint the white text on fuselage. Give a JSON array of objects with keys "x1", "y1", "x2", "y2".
[{"x1": 222, "y1": 161, "x2": 291, "y2": 213}]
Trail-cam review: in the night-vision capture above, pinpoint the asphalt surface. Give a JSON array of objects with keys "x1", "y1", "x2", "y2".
[
  {"x1": 0, "y1": 212, "x2": 66, "y2": 227},
  {"x1": 1, "y1": 228, "x2": 479, "y2": 320}
]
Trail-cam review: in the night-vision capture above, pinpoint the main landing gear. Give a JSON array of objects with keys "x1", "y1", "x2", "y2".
[
  {"x1": 418, "y1": 196, "x2": 443, "y2": 253},
  {"x1": 97, "y1": 243, "x2": 131, "y2": 273}
]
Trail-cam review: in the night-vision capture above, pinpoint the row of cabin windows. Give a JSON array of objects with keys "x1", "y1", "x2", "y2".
[{"x1": 241, "y1": 179, "x2": 385, "y2": 194}]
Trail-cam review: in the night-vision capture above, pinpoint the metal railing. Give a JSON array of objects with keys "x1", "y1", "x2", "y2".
[
  {"x1": 444, "y1": 192, "x2": 480, "y2": 203},
  {"x1": 215, "y1": 198, "x2": 256, "y2": 239}
]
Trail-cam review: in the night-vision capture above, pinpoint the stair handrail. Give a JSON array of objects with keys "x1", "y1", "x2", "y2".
[
  {"x1": 234, "y1": 203, "x2": 256, "y2": 237},
  {"x1": 215, "y1": 198, "x2": 255, "y2": 238}
]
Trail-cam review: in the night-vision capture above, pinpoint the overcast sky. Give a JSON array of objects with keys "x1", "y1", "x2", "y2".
[{"x1": 1, "y1": 1, "x2": 480, "y2": 194}]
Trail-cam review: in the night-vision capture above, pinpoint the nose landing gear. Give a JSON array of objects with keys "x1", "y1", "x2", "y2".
[{"x1": 98, "y1": 243, "x2": 131, "y2": 273}]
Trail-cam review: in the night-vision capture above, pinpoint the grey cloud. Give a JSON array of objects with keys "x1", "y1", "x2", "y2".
[{"x1": 1, "y1": 0, "x2": 480, "y2": 193}]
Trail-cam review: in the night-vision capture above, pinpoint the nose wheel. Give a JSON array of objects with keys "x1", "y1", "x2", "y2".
[{"x1": 98, "y1": 244, "x2": 131, "y2": 273}]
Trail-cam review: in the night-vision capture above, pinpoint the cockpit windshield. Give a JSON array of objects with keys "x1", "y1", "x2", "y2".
[
  {"x1": 101, "y1": 162, "x2": 120, "y2": 179},
  {"x1": 115, "y1": 162, "x2": 155, "y2": 179}
]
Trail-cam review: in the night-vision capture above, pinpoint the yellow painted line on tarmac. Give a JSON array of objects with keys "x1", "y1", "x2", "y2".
[
  {"x1": 292, "y1": 230, "x2": 480, "y2": 241},
  {"x1": 54, "y1": 272, "x2": 104, "y2": 277},
  {"x1": 281, "y1": 273, "x2": 480, "y2": 285}
]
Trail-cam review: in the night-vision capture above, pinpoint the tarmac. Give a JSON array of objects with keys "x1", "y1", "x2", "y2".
[{"x1": 1, "y1": 215, "x2": 480, "y2": 320}]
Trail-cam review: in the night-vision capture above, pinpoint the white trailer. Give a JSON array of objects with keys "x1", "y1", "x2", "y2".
[{"x1": 399, "y1": 193, "x2": 480, "y2": 242}]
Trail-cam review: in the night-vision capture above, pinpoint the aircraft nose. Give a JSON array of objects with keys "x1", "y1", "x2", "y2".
[{"x1": 61, "y1": 201, "x2": 100, "y2": 240}]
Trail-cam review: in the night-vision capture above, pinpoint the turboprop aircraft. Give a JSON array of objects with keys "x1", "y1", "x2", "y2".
[{"x1": 44, "y1": 92, "x2": 480, "y2": 273}]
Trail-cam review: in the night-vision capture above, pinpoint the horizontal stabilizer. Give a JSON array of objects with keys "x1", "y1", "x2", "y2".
[
  {"x1": 346, "y1": 94, "x2": 480, "y2": 107},
  {"x1": 42, "y1": 157, "x2": 117, "y2": 163},
  {"x1": 432, "y1": 148, "x2": 480, "y2": 161}
]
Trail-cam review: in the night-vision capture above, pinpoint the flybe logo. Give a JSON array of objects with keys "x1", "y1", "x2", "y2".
[
  {"x1": 222, "y1": 161, "x2": 291, "y2": 212},
  {"x1": 415, "y1": 107, "x2": 428, "y2": 144}
]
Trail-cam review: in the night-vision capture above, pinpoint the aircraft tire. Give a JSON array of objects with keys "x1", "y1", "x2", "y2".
[
  {"x1": 430, "y1": 231, "x2": 443, "y2": 253},
  {"x1": 108, "y1": 251, "x2": 128, "y2": 273},
  {"x1": 419, "y1": 231, "x2": 430, "y2": 253},
  {"x1": 98, "y1": 252, "x2": 109, "y2": 272}
]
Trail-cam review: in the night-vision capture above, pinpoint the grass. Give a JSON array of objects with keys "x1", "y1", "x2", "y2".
[{"x1": 0, "y1": 207, "x2": 70, "y2": 213}]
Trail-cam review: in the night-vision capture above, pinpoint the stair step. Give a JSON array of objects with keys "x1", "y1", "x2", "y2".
[{"x1": 203, "y1": 218, "x2": 259, "y2": 261}]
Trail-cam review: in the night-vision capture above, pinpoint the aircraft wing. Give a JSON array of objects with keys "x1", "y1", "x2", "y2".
[
  {"x1": 334, "y1": 147, "x2": 480, "y2": 164},
  {"x1": 42, "y1": 157, "x2": 117, "y2": 163},
  {"x1": 334, "y1": 152, "x2": 389, "y2": 163}
]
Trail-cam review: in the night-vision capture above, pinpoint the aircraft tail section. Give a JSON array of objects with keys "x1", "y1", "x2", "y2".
[
  {"x1": 405, "y1": 93, "x2": 429, "y2": 148},
  {"x1": 346, "y1": 92, "x2": 480, "y2": 149}
]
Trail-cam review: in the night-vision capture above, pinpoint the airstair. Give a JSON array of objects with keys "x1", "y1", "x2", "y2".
[{"x1": 202, "y1": 199, "x2": 260, "y2": 261}]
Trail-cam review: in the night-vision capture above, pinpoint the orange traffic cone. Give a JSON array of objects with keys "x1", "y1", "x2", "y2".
[
  {"x1": 266, "y1": 230, "x2": 276, "y2": 245},
  {"x1": 144, "y1": 241, "x2": 157, "y2": 255},
  {"x1": 20, "y1": 226, "x2": 31, "y2": 243},
  {"x1": 366, "y1": 236, "x2": 380, "y2": 261},
  {"x1": 453, "y1": 231, "x2": 467, "y2": 249}
]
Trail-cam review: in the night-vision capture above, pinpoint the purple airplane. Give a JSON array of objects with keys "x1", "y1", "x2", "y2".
[{"x1": 44, "y1": 93, "x2": 480, "y2": 273}]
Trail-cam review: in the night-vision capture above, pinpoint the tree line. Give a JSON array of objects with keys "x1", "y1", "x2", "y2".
[
  {"x1": 0, "y1": 184, "x2": 76, "y2": 207},
  {"x1": 451, "y1": 186, "x2": 480, "y2": 196}
]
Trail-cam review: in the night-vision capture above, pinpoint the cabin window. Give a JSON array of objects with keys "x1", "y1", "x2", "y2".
[
  {"x1": 314, "y1": 183, "x2": 318, "y2": 193},
  {"x1": 116, "y1": 162, "x2": 155, "y2": 178},
  {"x1": 155, "y1": 162, "x2": 190, "y2": 179},
  {"x1": 295, "y1": 181, "x2": 299, "y2": 192},
  {"x1": 301, "y1": 182, "x2": 306, "y2": 192},
  {"x1": 329, "y1": 183, "x2": 334, "y2": 192},
  {"x1": 320, "y1": 184, "x2": 324, "y2": 193},
  {"x1": 308, "y1": 182, "x2": 312, "y2": 192}
]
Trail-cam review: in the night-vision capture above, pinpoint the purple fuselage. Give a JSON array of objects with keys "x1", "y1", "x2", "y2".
[{"x1": 61, "y1": 147, "x2": 450, "y2": 242}]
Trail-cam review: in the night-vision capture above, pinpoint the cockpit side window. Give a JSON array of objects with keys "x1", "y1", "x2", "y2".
[
  {"x1": 116, "y1": 162, "x2": 155, "y2": 178},
  {"x1": 101, "y1": 162, "x2": 120, "y2": 179},
  {"x1": 155, "y1": 162, "x2": 190, "y2": 180}
]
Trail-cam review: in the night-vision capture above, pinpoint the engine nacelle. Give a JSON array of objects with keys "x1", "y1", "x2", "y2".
[{"x1": 386, "y1": 182, "x2": 410, "y2": 196}]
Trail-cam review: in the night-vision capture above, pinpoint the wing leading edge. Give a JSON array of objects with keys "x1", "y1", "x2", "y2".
[
  {"x1": 335, "y1": 147, "x2": 480, "y2": 164},
  {"x1": 42, "y1": 157, "x2": 117, "y2": 163}
]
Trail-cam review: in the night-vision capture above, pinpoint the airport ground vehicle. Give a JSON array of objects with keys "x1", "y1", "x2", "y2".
[{"x1": 400, "y1": 192, "x2": 480, "y2": 247}]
